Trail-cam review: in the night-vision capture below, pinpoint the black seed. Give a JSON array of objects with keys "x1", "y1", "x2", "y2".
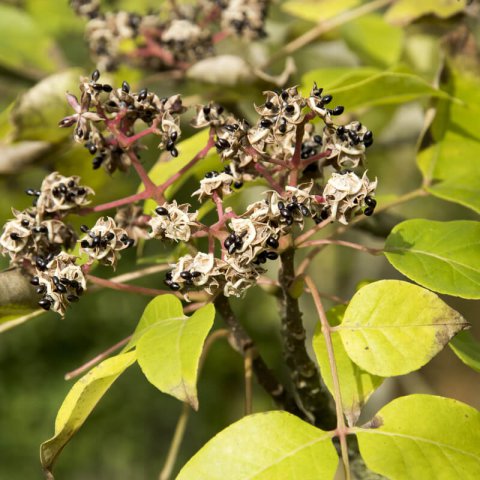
[
  {"x1": 217, "y1": 106, "x2": 224, "y2": 114},
  {"x1": 300, "y1": 205, "x2": 311, "y2": 216},
  {"x1": 363, "y1": 130, "x2": 373, "y2": 141},
  {"x1": 67, "y1": 294, "x2": 79, "y2": 302},
  {"x1": 92, "y1": 83, "x2": 104, "y2": 91},
  {"x1": 88, "y1": 144, "x2": 97, "y2": 154},
  {"x1": 364, "y1": 207, "x2": 374, "y2": 216},
  {"x1": 287, "y1": 203, "x2": 298, "y2": 211},
  {"x1": 278, "y1": 202, "x2": 285, "y2": 210},
  {"x1": 191, "y1": 271, "x2": 201, "y2": 278},
  {"x1": 169, "y1": 282, "x2": 181, "y2": 291},
  {"x1": 265, "y1": 101, "x2": 273, "y2": 109},
  {"x1": 280, "y1": 208, "x2": 291, "y2": 218},
  {"x1": 68, "y1": 180, "x2": 75, "y2": 188},
  {"x1": 102, "y1": 84, "x2": 113, "y2": 92},
  {"x1": 364, "y1": 138, "x2": 373, "y2": 148},
  {"x1": 285, "y1": 104, "x2": 295, "y2": 114},
  {"x1": 80, "y1": 225, "x2": 90, "y2": 233},
  {"x1": 120, "y1": 234, "x2": 129, "y2": 243},
  {"x1": 332, "y1": 106, "x2": 344, "y2": 116},
  {"x1": 227, "y1": 243, "x2": 236, "y2": 254},
  {"x1": 180, "y1": 271, "x2": 192, "y2": 280},
  {"x1": 170, "y1": 131, "x2": 178, "y2": 141},
  {"x1": 52, "y1": 276, "x2": 60, "y2": 285},
  {"x1": 266, "y1": 251, "x2": 278, "y2": 260},
  {"x1": 76, "y1": 286, "x2": 84, "y2": 295},
  {"x1": 320, "y1": 209, "x2": 330, "y2": 220},
  {"x1": 80, "y1": 240, "x2": 90, "y2": 248},
  {"x1": 122, "y1": 81, "x2": 130, "y2": 93},
  {"x1": 279, "y1": 123, "x2": 287, "y2": 134},
  {"x1": 314, "y1": 135, "x2": 322, "y2": 144},
  {"x1": 281, "y1": 90, "x2": 289, "y2": 101},
  {"x1": 205, "y1": 172, "x2": 214, "y2": 178},
  {"x1": 234, "y1": 181, "x2": 243, "y2": 189},
  {"x1": 60, "y1": 277, "x2": 70, "y2": 285},
  {"x1": 10, "y1": 232, "x2": 20, "y2": 240},
  {"x1": 166, "y1": 140, "x2": 174, "y2": 151},
  {"x1": 266, "y1": 237, "x2": 279, "y2": 249},
  {"x1": 215, "y1": 138, "x2": 230, "y2": 150},
  {"x1": 92, "y1": 69, "x2": 101, "y2": 82},
  {"x1": 155, "y1": 206, "x2": 170, "y2": 217},
  {"x1": 165, "y1": 272, "x2": 173, "y2": 281},
  {"x1": 321, "y1": 95, "x2": 332, "y2": 105},
  {"x1": 38, "y1": 298, "x2": 51, "y2": 310},
  {"x1": 138, "y1": 88, "x2": 148, "y2": 101},
  {"x1": 203, "y1": 106, "x2": 211, "y2": 115},
  {"x1": 36, "y1": 285, "x2": 46, "y2": 294},
  {"x1": 55, "y1": 284, "x2": 67, "y2": 294},
  {"x1": 364, "y1": 196, "x2": 377, "y2": 207},
  {"x1": 92, "y1": 157, "x2": 103, "y2": 169},
  {"x1": 30, "y1": 276, "x2": 39, "y2": 286},
  {"x1": 106, "y1": 232, "x2": 115, "y2": 241},
  {"x1": 171, "y1": 148, "x2": 179, "y2": 157}
]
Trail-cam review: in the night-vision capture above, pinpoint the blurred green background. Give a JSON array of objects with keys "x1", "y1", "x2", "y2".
[{"x1": 0, "y1": 0, "x2": 479, "y2": 479}]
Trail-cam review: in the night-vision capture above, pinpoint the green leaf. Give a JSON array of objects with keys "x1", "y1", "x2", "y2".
[
  {"x1": 281, "y1": 0, "x2": 361, "y2": 22},
  {"x1": 386, "y1": 0, "x2": 467, "y2": 25},
  {"x1": 356, "y1": 394, "x2": 480, "y2": 479},
  {"x1": 337, "y1": 280, "x2": 468, "y2": 376},
  {"x1": 341, "y1": 14, "x2": 404, "y2": 67},
  {"x1": 40, "y1": 352, "x2": 136, "y2": 477},
  {"x1": 143, "y1": 130, "x2": 220, "y2": 213},
  {"x1": 0, "y1": 5, "x2": 63, "y2": 78},
  {"x1": 384, "y1": 219, "x2": 480, "y2": 299},
  {"x1": 133, "y1": 295, "x2": 215, "y2": 408},
  {"x1": 177, "y1": 411, "x2": 338, "y2": 480},
  {"x1": 313, "y1": 305, "x2": 383, "y2": 426},
  {"x1": 10, "y1": 69, "x2": 83, "y2": 143},
  {"x1": 449, "y1": 330, "x2": 480, "y2": 373}
]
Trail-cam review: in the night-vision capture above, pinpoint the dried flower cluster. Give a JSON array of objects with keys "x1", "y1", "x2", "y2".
[
  {"x1": 59, "y1": 70, "x2": 184, "y2": 172},
  {"x1": 71, "y1": 0, "x2": 270, "y2": 72}
]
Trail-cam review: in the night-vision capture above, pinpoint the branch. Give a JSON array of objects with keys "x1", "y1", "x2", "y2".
[
  {"x1": 214, "y1": 294, "x2": 304, "y2": 418},
  {"x1": 278, "y1": 248, "x2": 336, "y2": 429}
]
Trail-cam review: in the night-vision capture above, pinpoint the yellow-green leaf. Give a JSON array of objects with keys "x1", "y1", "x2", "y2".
[
  {"x1": 337, "y1": 280, "x2": 468, "y2": 376},
  {"x1": 40, "y1": 351, "x2": 136, "y2": 477},
  {"x1": 313, "y1": 305, "x2": 383, "y2": 426},
  {"x1": 450, "y1": 330, "x2": 480, "y2": 373},
  {"x1": 134, "y1": 296, "x2": 215, "y2": 408},
  {"x1": 281, "y1": 0, "x2": 361, "y2": 23},
  {"x1": 384, "y1": 220, "x2": 480, "y2": 299},
  {"x1": 386, "y1": 0, "x2": 467, "y2": 25},
  {"x1": 177, "y1": 411, "x2": 338, "y2": 480},
  {"x1": 357, "y1": 394, "x2": 480, "y2": 479}
]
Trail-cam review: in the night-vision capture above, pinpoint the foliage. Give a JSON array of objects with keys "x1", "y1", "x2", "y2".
[{"x1": 0, "y1": 1, "x2": 479, "y2": 479}]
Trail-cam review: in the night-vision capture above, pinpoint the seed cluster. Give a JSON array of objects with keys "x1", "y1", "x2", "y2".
[
  {"x1": 72, "y1": 0, "x2": 270, "y2": 72},
  {"x1": 59, "y1": 71, "x2": 185, "y2": 173},
  {"x1": 148, "y1": 201, "x2": 199, "y2": 242}
]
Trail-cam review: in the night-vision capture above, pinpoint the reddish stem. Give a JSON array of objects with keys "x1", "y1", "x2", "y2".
[
  {"x1": 300, "y1": 149, "x2": 332, "y2": 168},
  {"x1": 92, "y1": 190, "x2": 151, "y2": 212},
  {"x1": 254, "y1": 164, "x2": 284, "y2": 194},
  {"x1": 88, "y1": 274, "x2": 172, "y2": 297}
]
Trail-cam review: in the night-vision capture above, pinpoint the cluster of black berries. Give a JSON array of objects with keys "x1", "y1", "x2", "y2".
[
  {"x1": 72, "y1": 0, "x2": 270, "y2": 73},
  {"x1": 59, "y1": 71, "x2": 184, "y2": 173}
]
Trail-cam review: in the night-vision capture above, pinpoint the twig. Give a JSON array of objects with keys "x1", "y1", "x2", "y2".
[
  {"x1": 305, "y1": 276, "x2": 350, "y2": 480},
  {"x1": 214, "y1": 295, "x2": 305, "y2": 418},
  {"x1": 87, "y1": 274, "x2": 172, "y2": 297},
  {"x1": 0, "y1": 309, "x2": 44, "y2": 334},
  {"x1": 297, "y1": 238, "x2": 381, "y2": 255},
  {"x1": 65, "y1": 335, "x2": 132, "y2": 380},
  {"x1": 278, "y1": 249, "x2": 336, "y2": 429},
  {"x1": 244, "y1": 348, "x2": 253, "y2": 415},
  {"x1": 266, "y1": 0, "x2": 394, "y2": 67},
  {"x1": 295, "y1": 218, "x2": 332, "y2": 246}
]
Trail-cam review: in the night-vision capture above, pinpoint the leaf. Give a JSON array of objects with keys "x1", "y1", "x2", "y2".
[
  {"x1": 176, "y1": 411, "x2": 338, "y2": 480},
  {"x1": 282, "y1": 0, "x2": 362, "y2": 23},
  {"x1": 356, "y1": 394, "x2": 480, "y2": 479},
  {"x1": 384, "y1": 219, "x2": 480, "y2": 299},
  {"x1": 10, "y1": 69, "x2": 83, "y2": 143},
  {"x1": 449, "y1": 330, "x2": 480, "y2": 373},
  {"x1": 313, "y1": 305, "x2": 383, "y2": 426},
  {"x1": 143, "y1": 130, "x2": 220, "y2": 213},
  {"x1": 337, "y1": 280, "x2": 468, "y2": 376},
  {"x1": 341, "y1": 14, "x2": 404, "y2": 67},
  {"x1": 386, "y1": 0, "x2": 467, "y2": 25},
  {"x1": 133, "y1": 295, "x2": 215, "y2": 408},
  {"x1": 0, "y1": 5, "x2": 63, "y2": 78},
  {"x1": 40, "y1": 352, "x2": 136, "y2": 477}
]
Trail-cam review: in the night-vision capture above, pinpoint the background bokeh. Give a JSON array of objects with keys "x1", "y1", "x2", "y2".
[{"x1": 0, "y1": 1, "x2": 479, "y2": 479}]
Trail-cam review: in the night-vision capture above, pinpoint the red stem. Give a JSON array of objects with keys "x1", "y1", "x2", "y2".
[
  {"x1": 88, "y1": 274, "x2": 172, "y2": 297},
  {"x1": 254, "y1": 164, "x2": 284, "y2": 194}
]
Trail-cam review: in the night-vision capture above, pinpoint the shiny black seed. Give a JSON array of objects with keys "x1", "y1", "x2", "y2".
[
  {"x1": 33, "y1": 226, "x2": 48, "y2": 234},
  {"x1": 266, "y1": 237, "x2": 279, "y2": 249},
  {"x1": 227, "y1": 243, "x2": 236, "y2": 254},
  {"x1": 36, "y1": 285, "x2": 46, "y2": 294},
  {"x1": 171, "y1": 148, "x2": 179, "y2": 157},
  {"x1": 203, "y1": 106, "x2": 211, "y2": 115},
  {"x1": 320, "y1": 209, "x2": 330, "y2": 220},
  {"x1": 266, "y1": 251, "x2": 278, "y2": 260},
  {"x1": 102, "y1": 84, "x2": 113, "y2": 92},
  {"x1": 277, "y1": 202, "x2": 285, "y2": 210},
  {"x1": 224, "y1": 237, "x2": 233, "y2": 248},
  {"x1": 155, "y1": 206, "x2": 170, "y2": 216},
  {"x1": 165, "y1": 272, "x2": 173, "y2": 281},
  {"x1": 67, "y1": 294, "x2": 79, "y2": 302},
  {"x1": 301, "y1": 151, "x2": 309, "y2": 159},
  {"x1": 260, "y1": 118, "x2": 272, "y2": 128},
  {"x1": 364, "y1": 196, "x2": 376, "y2": 207},
  {"x1": 332, "y1": 106, "x2": 344, "y2": 116},
  {"x1": 122, "y1": 81, "x2": 130, "y2": 93},
  {"x1": 88, "y1": 144, "x2": 97, "y2": 154},
  {"x1": 55, "y1": 284, "x2": 67, "y2": 294},
  {"x1": 21, "y1": 219, "x2": 30, "y2": 227},
  {"x1": 106, "y1": 232, "x2": 115, "y2": 241},
  {"x1": 217, "y1": 106, "x2": 224, "y2": 114},
  {"x1": 234, "y1": 181, "x2": 243, "y2": 188},
  {"x1": 68, "y1": 180, "x2": 75, "y2": 188},
  {"x1": 120, "y1": 234, "x2": 129, "y2": 243},
  {"x1": 26, "y1": 188, "x2": 39, "y2": 196},
  {"x1": 92, "y1": 70, "x2": 100, "y2": 82},
  {"x1": 80, "y1": 225, "x2": 90, "y2": 233},
  {"x1": 166, "y1": 140, "x2": 174, "y2": 151},
  {"x1": 280, "y1": 208, "x2": 291, "y2": 218},
  {"x1": 138, "y1": 88, "x2": 148, "y2": 101},
  {"x1": 10, "y1": 232, "x2": 20, "y2": 240},
  {"x1": 38, "y1": 298, "x2": 51, "y2": 310},
  {"x1": 279, "y1": 123, "x2": 287, "y2": 134},
  {"x1": 300, "y1": 205, "x2": 311, "y2": 216},
  {"x1": 80, "y1": 240, "x2": 90, "y2": 248},
  {"x1": 321, "y1": 95, "x2": 332, "y2": 105},
  {"x1": 285, "y1": 104, "x2": 295, "y2": 113},
  {"x1": 170, "y1": 131, "x2": 178, "y2": 141},
  {"x1": 205, "y1": 172, "x2": 214, "y2": 178},
  {"x1": 364, "y1": 207, "x2": 374, "y2": 216},
  {"x1": 191, "y1": 271, "x2": 201, "y2": 278},
  {"x1": 363, "y1": 130, "x2": 373, "y2": 141},
  {"x1": 314, "y1": 135, "x2": 322, "y2": 144},
  {"x1": 169, "y1": 282, "x2": 181, "y2": 291},
  {"x1": 287, "y1": 202, "x2": 298, "y2": 211},
  {"x1": 313, "y1": 87, "x2": 323, "y2": 97},
  {"x1": 364, "y1": 138, "x2": 373, "y2": 148},
  {"x1": 30, "y1": 276, "x2": 39, "y2": 286},
  {"x1": 92, "y1": 83, "x2": 104, "y2": 91},
  {"x1": 281, "y1": 90, "x2": 289, "y2": 101},
  {"x1": 265, "y1": 101, "x2": 273, "y2": 109},
  {"x1": 60, "y1": 277, "x2": 70, "y2": 285},
  {"x1": 337, "y1": 126, "x2": 345, "y2": 135},
  {"x1": 52, "y1": 276, "x2": 60, "y2": 285},
  {"x1": 180, "y1": 271, "x2": 192, "y2": 280},
  {"x1": 215, "y1": 138, "x2": 230, "y2": 150}
]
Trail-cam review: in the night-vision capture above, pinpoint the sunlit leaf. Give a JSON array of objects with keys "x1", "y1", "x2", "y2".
[
  {"x1": 177, "y1": 411, "x2": 338, "y2": 480},
  {"x1": 0, "y1": 5, "x2": 63, "y2": 78},
  {"x1": 133, "y1": 295, "x2": 215, "y2": 408},
  {"x1": 384, "y1": 220, "x2": 480, "y2": 299},
  {"x1": 357, "y1": 394, "x2": 480, "y2": 479},
  {"x1": 337, "y1": 280, "x2": 468, "y2": 376},
  {"x1": 341, "y1": 14, "x2": 404, "y2": 67},
  {"x1": 313, "y1": 305, "x2": 383, "y2": 426},
  {"x1": 386, "y1": 0, "x2": 467, "y2": 25},
  {"x1": 282, "y1": 0, "x2": 362, "y2": 23},
  {"x1": 450, "y1": 330, "x2": 480, "y2": 373},
  {"x1": 40, "y1": 352, "x2": 136, "y2": 477}
]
